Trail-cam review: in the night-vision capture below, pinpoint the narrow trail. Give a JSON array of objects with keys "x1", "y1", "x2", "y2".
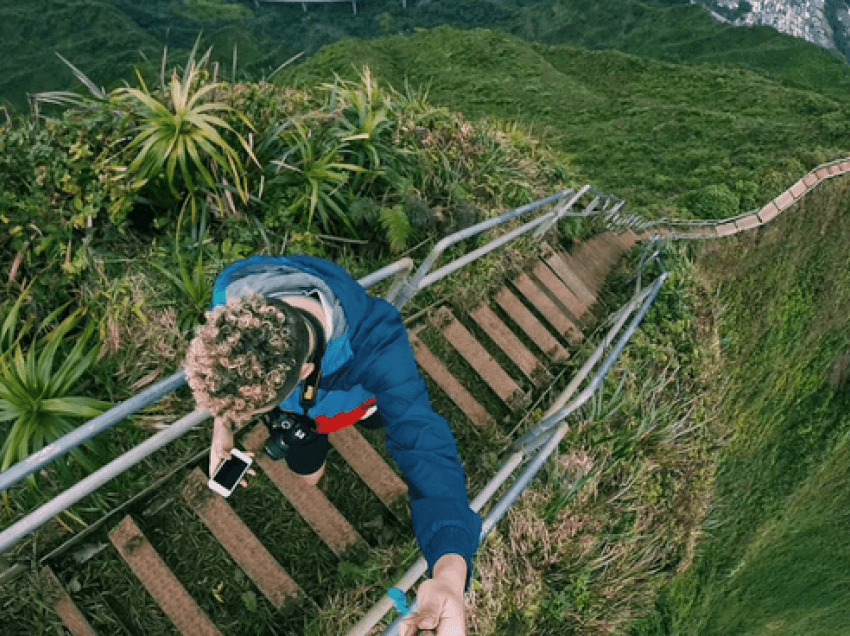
[{"x1": 612, "y1": 157, "x2": 850, "y2": 241}]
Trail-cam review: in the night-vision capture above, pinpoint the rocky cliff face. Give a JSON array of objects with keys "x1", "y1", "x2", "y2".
[{"x1": 696, "y1": 0, "x2": 850, "y2": 58}]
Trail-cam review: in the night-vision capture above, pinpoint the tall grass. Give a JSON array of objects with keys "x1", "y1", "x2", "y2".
[{"x1": 636, "y1": 180, "x2": 850, "y2": 636}]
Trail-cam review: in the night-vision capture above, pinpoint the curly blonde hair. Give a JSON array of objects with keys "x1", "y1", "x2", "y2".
[{"x1": 184, "y1": 292, "x2": 308, "y2": 429}]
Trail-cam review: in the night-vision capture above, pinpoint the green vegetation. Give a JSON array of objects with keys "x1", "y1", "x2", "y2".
[
  {"x1": 278, "y1": 27, "x2": 850, "y2": 217},
  {"x1": 511, "y1": 0, "x2": 850, "y2": 98},
  {"x1": 633, "y1": 179, "x2": 850, "y2": 636},
  {"x1": 114, "y1": 44, "x2": 257, "y2": 221},
  {"x1": 0, "y1": 286, "x2": 111, "y2": 482},
  {"x1": 5, "y1": 0, "x2": 850, "y2": 115},
  {"x1": 172, "y1": 0, "x2": 254, "y2": 22},
  {"x1": 2, "y1": 2, "x2": 850, "y2": 635}
]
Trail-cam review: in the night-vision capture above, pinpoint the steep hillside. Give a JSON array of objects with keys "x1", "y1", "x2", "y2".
[
  {"x1": 279, "y1": 27, "x2": 850, "y2": 216},
  {"x1": 634, "y1": 176, "x2": 850, "y2": 636},
  {"x1": 0, "y1": 0, "x2": 164, "y2": 110}
]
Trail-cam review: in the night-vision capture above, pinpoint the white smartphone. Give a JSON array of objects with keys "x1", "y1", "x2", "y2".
[{"x1": 208, "y1": 448, "x2": 253, "y2": 497}]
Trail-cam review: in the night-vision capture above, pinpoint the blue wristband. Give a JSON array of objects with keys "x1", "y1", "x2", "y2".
[{"x1": 387, "y1": 588, "x2": 410, "y2": 616}]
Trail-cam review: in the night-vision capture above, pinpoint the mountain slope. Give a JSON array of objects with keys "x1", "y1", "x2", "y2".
[
  {"x1": 4, "y1": 0, "x2": 850, "y2": 113},
  {"x1": 509, "y1": 0, "x2": 850, "y2": 99},
  {"x1": 0, "y1": 0, "x2": 164, "y2": 109},
  {"x1": 280, "y1": 27, "x2": 850, "y2": 216},
  {"x1": 636, "y1": 176, "x2": 850, "y2": 636}
]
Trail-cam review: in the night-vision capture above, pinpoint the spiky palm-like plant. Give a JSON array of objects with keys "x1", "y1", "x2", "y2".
[
  {"x1": 0, "y1": 288, "x2": 112, "y2": 483},
  {"x1": 114, "y1": 44, "x2": 258, "y2": 220},
  {"x1": 269, "y1": 118, "x2": 364, "y2": 234}
]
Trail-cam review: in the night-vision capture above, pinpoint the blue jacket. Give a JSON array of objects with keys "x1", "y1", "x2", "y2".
[{"x1": 211, "y1": 255, "x2": 482, "y2": 588}]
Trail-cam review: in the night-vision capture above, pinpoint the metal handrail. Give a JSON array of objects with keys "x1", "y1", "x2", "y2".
[
  {"x1": 0, "y1": 410, "x2": 210, "y2": 554},
  {"x1": 0, "y1": 187, "x2": 603, "y2": 556},
  {"x1": 0, "y1": 259, "x2": 414, "y2": 497},
  {"x1": 393, "y1": 187, "x2": 591, "y2": 309},
  {"x1": 367, "y1": 272, "x2": 668, "y2": 636}
]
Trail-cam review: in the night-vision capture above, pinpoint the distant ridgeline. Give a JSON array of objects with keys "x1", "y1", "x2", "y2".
[{"x1": 4, "y1": 0, "x2": 850, "y2": 113}]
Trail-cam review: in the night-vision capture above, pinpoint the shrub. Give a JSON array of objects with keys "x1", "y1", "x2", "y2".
[
  {"x1": 113, "y1": 44, "x2": 257, "y2": 223},
  {"x1": 684, "y1": 184, "x2": 740, "y2": 220},
  {"x1": 263, "y1": 117, "x2": 363, "y2": 234}
]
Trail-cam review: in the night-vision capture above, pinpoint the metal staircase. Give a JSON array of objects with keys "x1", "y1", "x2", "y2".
[
  {"x1": 28, "y1": 232, "x2": 642, "y2": 636},
  {"x1": 0, "y1": 183, "x2": 667, "y2": 635}
]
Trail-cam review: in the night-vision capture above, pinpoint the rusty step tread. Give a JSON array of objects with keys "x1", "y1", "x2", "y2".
[
  {"x1": 530, "y1": 261, "x2": 587, "y2": 324},
  {"x1": 495, "y1": 287, "x2": 569, "y2": 363},
  {"x1": 513, "y1": 274, "x2": 583, "y2": 345},
  {"x1": 539, "y1": 242, "x2": 597, "y2": 308},
  {"x1": 328, "y1": 426, "x2": 407, "y2": 511},
  {"x1": 434, "y1": 306, "x2": 529, "y2": 411},
  {"x1": 40, "y1": 565, "x2": 98, "y2": 636},
  {"x1": 109, "y1": 516, "x2": 223, "y2": 636},
  {"x1": 410, "y1": 333, "x2": 496, "y2": 427},
  {"x1": 469, "y1": 303, "x2": 550, "y2": 386},
  {"x1": 243, "y1": 425, "x2": 365, "y2": 557},
  {"x1": 182, "y1": 468, "x2": 303, "y2": 610}
]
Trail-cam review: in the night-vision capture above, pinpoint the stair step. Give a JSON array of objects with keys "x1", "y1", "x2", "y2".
[
  {"x1": 182, "y1": 468, "x2": 303, "y2": 610},
  {"x1": 512, "y1": 273, "x2": 583, "y2": 345},
  {"x1": 469, "y1": 303, "x2": 550, "y2": 387},
  {"x1": 329, "y1": 426, "x2": 407, "y2": 512},
  {"x1": 243, "y1": 425, "x2": 365, "y2": 557},
  {"x1": 573, "y1": 243, "x2": 613, "y2": 290},
  {"x1": 410, "y1": 333, "x2": 496, "y2": 427},
  {"x1": 434, "y1": 307, "x2": 529, "y2": 411},
  {"x1": 530, "y1": 261, "x2": 587, "y2": 324},
  {"x1": 40, "y1": 565, "x2": 98, "y2": 636},
  {"x1": 555, "y1": 250, "x2": 598, "y2": 298},
  {"x1": 109, "y1": 516, "x2": 222, "y2": 636},
  {"x1": 539, "y1": 242, "x2": 597, "y2": 308},
  {"x1": 495, "y1": 287, "x2": 569, "y2": 363}
]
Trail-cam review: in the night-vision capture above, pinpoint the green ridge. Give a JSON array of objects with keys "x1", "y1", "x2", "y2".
[{"x1": 278, "y1": 27, "x2": 850, "y2": 216}]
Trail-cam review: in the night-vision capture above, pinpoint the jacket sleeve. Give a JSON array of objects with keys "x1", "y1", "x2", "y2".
[{"x1": 354, "y1": 299, "x2": 482, "y2": 591}]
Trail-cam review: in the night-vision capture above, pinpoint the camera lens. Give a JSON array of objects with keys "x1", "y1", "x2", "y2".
[
  {"x1": 263, "y1": 409, "x2": 293, "y2": 460},
  {"x1": 264, "y1": 430, "x2": 289, "y2": 460}
]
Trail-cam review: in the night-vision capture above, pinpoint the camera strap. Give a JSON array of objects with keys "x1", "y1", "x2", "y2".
[{"x1": 295, "y1": 299, "x2": 326, "y2": 412}]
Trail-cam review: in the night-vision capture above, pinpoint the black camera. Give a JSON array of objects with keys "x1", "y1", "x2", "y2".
[{"x1": 263, "y1": 408, "x2": 317, "y2": 460}]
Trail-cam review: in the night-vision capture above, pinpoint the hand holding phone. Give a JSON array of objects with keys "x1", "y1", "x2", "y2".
[{"x1": 208, "y1": 448, "x2": 254, "y2": 497}]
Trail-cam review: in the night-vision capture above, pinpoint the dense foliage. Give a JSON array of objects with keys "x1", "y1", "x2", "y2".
[
  {"x1": 278, "y1": 27, "x2": 850, "y2": 218},
  {"x1": 5, "y1": 0, "x2": 850, "y2": 114},
  {"x1": 2, "y1": 3, "x2": 849, "y2": 635}
]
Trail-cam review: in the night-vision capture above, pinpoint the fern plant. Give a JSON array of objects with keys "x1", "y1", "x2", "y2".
[
  {"x1": 380, "y1": 204, "x2": 411, "y2": 254},
  {"x1": 0, "y1": 287, "x2": 112, "y2": 485}
]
